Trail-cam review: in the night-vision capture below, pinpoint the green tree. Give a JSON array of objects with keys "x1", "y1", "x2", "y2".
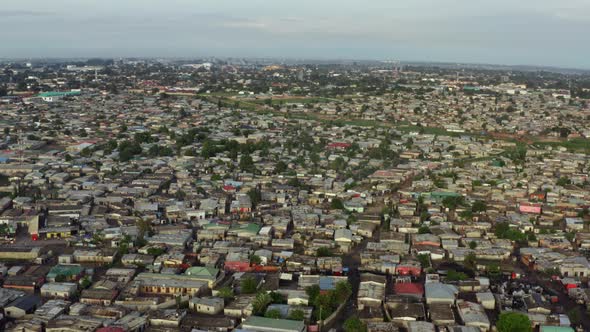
[
  {"x1": 471, "y1": 200, "x2": 487, "y2": 213},
  {"x1": 487, "y1": 263, "x2": 501, "y2": 275},
  {"x1": 497, "y1": 312, "x2": 532, "y2": 332},
  {"x1": 527, "y1": 232, "x2": 537, "y2": 242},
  {"x1": 495, "y1": 222, "x2": 526, "y2": 242},
  {"x1": 334, "y1": 281, "x2": 352, "y2": 302},
  {"x1": 274, "y1": 161, "x2": 288, "y2": 173},
  {"x1": 418, "y1": 225, "x2": 431, "y2": 234},
  {"x1": 217, "y1": 286, "x2": 234, "y2": 302},
  {"x1": 310, "y1": 152, "x2": 320, "y2": 165},
  {"x1": 417, "y1": 254, "x2": 431, "y2": 268},
  {"x1": 118, "y1": 140, "x2": 142, "y2": 162},
  {"x1": 250, "y1": 255, "x2": 262, "y2": 265},
  {"x1": 464, "y1": 252, "x2": 477, "y2": 270},
  {"x1": 330, "y1": 198, "x2": 344, "y2": 210},
  {"x1": 442, "y1": 196, "x2": 465, "y2": 210},
  {"x1": 343, "y1": 316, "x2": 367, "y2": 332},
  {"x1": 134, "y1": 132, "x2": 155, "y2": 144},
  {"x1": 288, "y1": 309, "x2": 306, "y2": 321},
  {"x1": 201, "y1": 140, "x2": 215, "y2": 158},
  {"x1": 269, "y1": 291, "x2": 286, "y2": 304},
  {"x1": 469, "y1": 241, "x2": 477, "y2": 249},
  {"x1": 557, "y1": 177, "x2": 571, "y2": 186},
  {"x1": 103, "y1": 139, "x2": 118, "y2": 154},
  {"x1": 316, "y1": 247, "x2": 333, "y2": 257},
  {"x1": 252, "y1": 292, "x2": 272, "y2": 315},
  {"x1": 447, "y1": 270, "x2": 468, "y2": 281},
  {"x1": 265, "y1": 309, "x2": 282, "y2": 319},
  {"x1": 247, "y1": 188, "x2": 261, "y2": 209},
  {"x1": 80, "y1": 276, "x2": 92, "y2": 289},
  {"x1": 305, "y1": 285, "x2": 320, "y2": 304},
  {"x1": 330, "y1": 157, "x2": 346, "y2": 171},
  {"x1": 137, "y1": 218, "x2": 152, "y2": 241},
  {"x1": 505, "y1": 145, "x2": 527, "y2": 166},
  {"x1": 118, "y1": 240, "x2": 130, "y2": 256},
  {"x1": 314, "y1": 292, "x2": 335, "y2": 320},
  {"x1": 80, "y1": 147, "x2": 93, "y2": 157},
  {"x1": 459, "y1": 210, "x2": 474, "y2": 221},
  {"x1": 147, "y1": 247, "x2": 166, "y2": 256},
  {"x1": 239, "y1": 154, "x2": 256, "y2": 173},
  {"x1": 241, "y1": 276, "x2": 258, "y2": 294},
  {"x1": 567, "y1": 309, "x2": 581, "y2": 325}
]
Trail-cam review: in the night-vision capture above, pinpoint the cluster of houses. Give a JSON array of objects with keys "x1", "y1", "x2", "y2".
[{"x1": 0, "y1": 60, "x2": 587, "y2": 332}]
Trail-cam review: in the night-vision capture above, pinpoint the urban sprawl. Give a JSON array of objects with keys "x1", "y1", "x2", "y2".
[{"x1": 0, "y1": 59, "x2": 589, "y2": 332}]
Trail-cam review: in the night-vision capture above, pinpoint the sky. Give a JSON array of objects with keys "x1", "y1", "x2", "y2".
[{"x1": 1, "y1": 0, "x2": 590, "y2": 68}]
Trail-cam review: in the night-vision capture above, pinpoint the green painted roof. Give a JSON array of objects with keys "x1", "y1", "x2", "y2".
[
  {"x1": 203, "y1": 223, "x2": 229, "y2": 230},
  {"x1": 47, "y1": 264, "x2": 84, "y2": 278},
  {"x1": 431, "y1": 191, "x2": 461, "y2": 197},
  {"x1": 540, "y1": 327, "x2": 574, "y2": 332},
  {"x1": 38, "y1": 91, "x2": 81, "y2": 97},
  {"x1": 490, "y1": 159, "x2": 505, "y2": 167},
  {"x1": 231, "y1": 223, "x2": 261, "y2": 234},
  {"x1": 242, "y1": 316, "x2": 304, "y2": 332}
]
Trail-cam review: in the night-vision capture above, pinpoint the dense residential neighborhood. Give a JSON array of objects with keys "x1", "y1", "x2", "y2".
[{"x1": 0, "y1": 58, "x2": 589, "y2": 332}]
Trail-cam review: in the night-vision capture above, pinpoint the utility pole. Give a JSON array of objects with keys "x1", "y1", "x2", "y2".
[{"x1": 318, "y1": 305, "x2": 322, "y2": 332}]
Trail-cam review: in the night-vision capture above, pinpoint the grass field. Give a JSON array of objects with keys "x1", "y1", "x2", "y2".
[
  {"x1": 187, "y1": 92, "x2": 590, "y2": 155},
  {"x1": 533, "y1": 138, "x2": 590, "y2": 153},
  {"x1": 396, "y1": 125, "x2": 461, "y2": 136},
  {"x1": 197, "y1": 92, "x2": 240, "y2": 97},
  {"x1": 244, "y1": 97, "x2": 335, "y2": 105}
]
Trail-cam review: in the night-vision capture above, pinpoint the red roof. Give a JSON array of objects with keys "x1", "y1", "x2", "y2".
[
  {"x1": 327, "y1": 142, "x2": 352, "y2": 149},
  {"x1": 394, "y1": 282, "x2": 424, "y2": 295},
  {"x1": 222, "y1": 185, "x2": 236, "y2": 191}
]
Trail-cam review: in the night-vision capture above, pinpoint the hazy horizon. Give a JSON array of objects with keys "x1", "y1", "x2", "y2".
[{"x1": 2, "y1": 0, "x2": 590, "y2": 69}]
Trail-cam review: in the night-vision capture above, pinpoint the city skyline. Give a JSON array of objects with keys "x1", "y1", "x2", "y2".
[{"x1": 1, "y1": 0, "x2": 590, "y2": 69}]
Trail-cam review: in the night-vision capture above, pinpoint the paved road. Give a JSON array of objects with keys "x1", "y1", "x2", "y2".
[
  {"x1": 520, "y1": 261, "x2": 590, "y2": 330},
  {"x1": 335, "y1": 198, "x2": 388, "y2": 330},
  {"x1": 331, "y1": 180, "x2": 409, "y2": 330}
]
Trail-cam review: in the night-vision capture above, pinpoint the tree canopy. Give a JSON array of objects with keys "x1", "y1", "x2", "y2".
[
  {"x1": 343, "y1": 316, "x2": 367, "y2": 332},
  {"x1": 240, "y1": 276, "x2": 258, "y2": 294},
  {"x1": 497, "y1": 312, "x2": 532, "y2": 332},
  {"x1": 495, "y1": 222, "x2": 526, "y2": 242},
  {"x1": 442, "y1": 195, "x2": 466, "y2": 210}
]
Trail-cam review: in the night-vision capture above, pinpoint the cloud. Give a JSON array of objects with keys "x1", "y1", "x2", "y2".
[
  {"x1": 0, "y1": 0, "x2": 589, "y2": 68},
  {"x1": 218, "y1": 19, "x2": 268, "y2": 30},
  {"x1": 0, "y1": 10, "x2": 53, "y2": 17},
  {"x1": 279, "y1": 17, "x2": 304, "y2": 23}
]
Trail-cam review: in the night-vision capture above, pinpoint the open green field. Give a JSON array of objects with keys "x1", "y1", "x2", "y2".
[
  {"x1": 183, "y1": 92, "x2": 590, "y2": 155},
  {"x1": 533, "y1": 138, "x2": 590, "y2": 153},
  {"x1": 245, "y1": 97, "x2": 335, "y2": 105},
  {"x1": 396, "y1": 125, "x2": 461, "y2": 136},
  {"x1": 197, "y1": 92, "x2": 240, "y2": 97}
]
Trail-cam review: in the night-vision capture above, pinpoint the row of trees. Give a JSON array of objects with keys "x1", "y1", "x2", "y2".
[{"x1": 306, "y1": 281, "x2": 352, "y2": 320}]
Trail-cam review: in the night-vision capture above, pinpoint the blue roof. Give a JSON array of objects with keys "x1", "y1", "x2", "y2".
[
  {"x1": 8, "y1": 295, "x2": 41, "y2": 310},
  {"x1": 540, "y1": 327, "x2": 574, "y2": 332},
  {"x1": 319, "y1": 276, "x2": 335, "y2": 290}
]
